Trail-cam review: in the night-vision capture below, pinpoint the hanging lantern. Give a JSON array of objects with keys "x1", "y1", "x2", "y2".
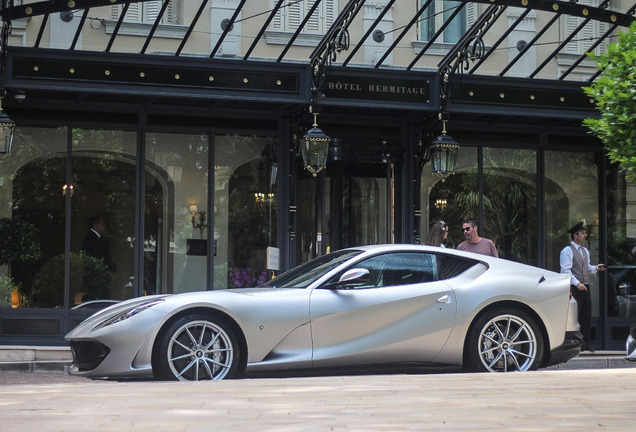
[
  {"x1": 302, "y1": 113, "x2": 330, "y2": 177},
  {"x1": 430, "y1": 120, "x2": 459, "y2": 181}
]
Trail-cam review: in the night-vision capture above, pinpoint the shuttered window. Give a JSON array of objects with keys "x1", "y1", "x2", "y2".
[
  {"x1": 562, "y1": 0, "x2": 608, "y2": 55},
  {"x1": 271, "y1": 0, "x2": 336, "y2": 34},
  {"x1": 111, "y1": 0, "x2": 179, "y2": 24}
]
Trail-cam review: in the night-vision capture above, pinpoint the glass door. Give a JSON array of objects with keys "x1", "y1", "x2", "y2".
[
  {"x1": 327, "y1": 164, "x2": 392, "y2": 251},
  {"x1": 296, "y1": 162, "x2": 394, "y2": 264}
]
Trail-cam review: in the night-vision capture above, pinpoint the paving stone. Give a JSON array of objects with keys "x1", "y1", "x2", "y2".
[{"x1": 0, "y1": 368, "x2": 634, "y2": 431}]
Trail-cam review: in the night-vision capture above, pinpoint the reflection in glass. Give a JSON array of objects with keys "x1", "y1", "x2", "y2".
[
  {"x1": 607, "y1": 165, "x2": 636, "y2": 318},
  {"x1": 146, "y1": 132, "x2": 209, "y2": 294},
  {"x1": 0, "y1": 127, "x2": 67, "y2": 308},
  {"x1": 482, "y1": 148, "x2": 537, "y2": 265},
  {"x1": 12, "y1": 157, "x2": 67, "y2": 307},
  {"x1": 422, "y1": 146, "x2": 478, "y2": 249},
  {"x1": 72, "y1": 130, "x2": 137, "y2": 303},
  {"x1": 297, "y1": 177, "x2": 317, "y2": 264},
  {"x1": 330, "y1": 176, "x2": 389, "y2": 250},
  {"x1": 423, "y1": 147, "x2": 537, "y2": 263},
  {"x1": 215, "y1": 135, "x2": 277, "y2": 288},
  {"x1": 545, "y1": 150, "x2": 599, "y2": 319}
]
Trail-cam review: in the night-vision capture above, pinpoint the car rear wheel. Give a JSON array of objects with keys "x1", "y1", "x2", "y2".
[
  {"x1": 464, "y1": 308, "x2": 543, "y2": 372},
  {"x1": 156, "y1": 314, "x2": 239, "y2": 381}
]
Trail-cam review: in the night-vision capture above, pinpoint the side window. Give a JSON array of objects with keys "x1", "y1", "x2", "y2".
[
  {"x1": 436, "y1": 254, "x2": 478, "y2": 280},
  {"x1": 335, "y1": 252, "x2": 439, "y2": 289}
]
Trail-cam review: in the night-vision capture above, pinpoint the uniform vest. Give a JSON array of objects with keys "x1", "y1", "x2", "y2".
[{"x1": 569, "y1": 244, "x2": 590, "y2": 285}]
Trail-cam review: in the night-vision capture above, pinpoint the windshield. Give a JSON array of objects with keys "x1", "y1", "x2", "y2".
[{"x1": 263, "y1": 250, "x2": 363, "y2": 288}]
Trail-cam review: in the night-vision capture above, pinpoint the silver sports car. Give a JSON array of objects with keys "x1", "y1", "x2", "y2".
[
  {"x1": 627, "y1": 323, "x2": 636, "y2": 362},
  {"x1": 65, "y1": 244, "x2": 582, "y2": 381}
]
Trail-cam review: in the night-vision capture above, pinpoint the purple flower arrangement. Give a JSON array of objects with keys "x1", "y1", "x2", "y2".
[{"x1": 229, "y1": 267, "x2": 268, "y2": 288}]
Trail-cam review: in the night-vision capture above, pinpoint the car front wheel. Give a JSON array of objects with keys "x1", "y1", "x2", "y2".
[
  {"x1": 156, "y1": 314, "x2": 239, "y2": 381},
  {"x1": 464, "y1": 308, "x2": 543, "y2": 372}
]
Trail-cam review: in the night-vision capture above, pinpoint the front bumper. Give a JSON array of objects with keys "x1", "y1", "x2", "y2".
[
  {"x1": 546, "y1": 331, "x2": 583, "y2": 367},
  {"x1": 69, "y1": 341, "x2": 111, "y2": 372}
]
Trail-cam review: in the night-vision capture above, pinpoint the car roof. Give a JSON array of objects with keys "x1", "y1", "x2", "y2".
[{"x1": 341, "y1": 243, "x2": 497, "y2": 263}]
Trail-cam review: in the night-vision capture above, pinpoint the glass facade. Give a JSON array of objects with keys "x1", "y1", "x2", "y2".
[
  {"x1": 3, "y1": 127, "x2": 68, "y2": 309},
  {"x1": 145, "y1": 132, "x2": 210, "y2": 294},
  {"x1": 422, "y1": 145, "x2": 479, "y2": 249},
  {"x1": 0, "y1": 128, "x2": 277, "y2": 310},
  {"x1": 0, "y1": 124, "x2": 632, "y2": 350},
  {"x1": 214, "y1": 134, "x2": 278, "y2": 288},
  {"x1": 423, "y1": 145, "x2": 540, "y2": 263},
  {"x1": 607, "y1": 166, "x2": 636, "y2": 321},
  {"x1": 0, "y1": 0, "x2": 630, "y2": 352},
  {"x1": 419, "y1": 141, "x2": 636, "y2": 348}
]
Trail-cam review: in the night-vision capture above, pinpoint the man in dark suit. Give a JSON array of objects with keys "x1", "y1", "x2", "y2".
[{"x1": 81, "y1": 215, "x2": 117, "y2": 299}]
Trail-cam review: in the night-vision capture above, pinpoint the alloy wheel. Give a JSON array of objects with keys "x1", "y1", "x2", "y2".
[
  {"x1": 477, "y1": 314, "x2": 538, "y2": 372},
  {"x1": 166, "y1": 319, "x2": 234, "y2": 381}
]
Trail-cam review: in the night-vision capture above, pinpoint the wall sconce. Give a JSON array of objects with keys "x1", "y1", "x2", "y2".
[
  {"x1": 254, "y1": 193, "x2": 274, "y2": 206},
  {"x1": 435, "y1": 198, "x2": 447, "y2": 210},
  {"x1": 254, "y1": 193, "x2": 265, "y2": 205},
  {"x1": 189, "y1": 204, "x2": 207, "y2": 239},
  {"x1": 62, "y1": 184, "x2": 74, "y2": 197},
  {"x1": 0, "y1": 90, "x2": 16, "y2": 156},
  {"x1": 302, "y1": 112, "x2": 331, "y2": 177}
]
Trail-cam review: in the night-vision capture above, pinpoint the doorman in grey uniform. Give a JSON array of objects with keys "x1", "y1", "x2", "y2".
[{"x1": 559, "y1": 221, "x2": 606, "y2": 351}]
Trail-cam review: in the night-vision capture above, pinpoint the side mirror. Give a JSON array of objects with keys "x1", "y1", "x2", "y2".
[{"x1": 323, "y1": 268, "x2": 370, "y2": 290}]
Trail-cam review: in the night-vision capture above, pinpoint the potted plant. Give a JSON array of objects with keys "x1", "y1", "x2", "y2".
[
  {"x1": 0, "y1": 218, "x2": 40, "y2": 306},
  {"x1": 0, "y1": 218, "x2": 40, "y2": 266},
  {"x1": 0, "y1": 275, "x2": 13, "y2": 308}
]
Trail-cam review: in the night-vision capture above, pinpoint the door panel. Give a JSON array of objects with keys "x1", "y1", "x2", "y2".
[
  {"x1": 309, "y1": 283, "x2": 456, "y2": 367},
  {"x1": 309, "y1": 252, "x2": 456, "y2": 367}
]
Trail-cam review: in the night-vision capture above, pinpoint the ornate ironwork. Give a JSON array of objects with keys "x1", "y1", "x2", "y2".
[
  {"x1": 308, "y1": 0, "x2": 363, "y2": 111},
  {"x1": 440, "y1": 34, "x2": 486, "y2": 102},
  {"x1": 0, "y1": 19, "x2": 10, "y2": 73},
  {"x1": 310, "y1": 25, "x2": 350, "y2": 96}
]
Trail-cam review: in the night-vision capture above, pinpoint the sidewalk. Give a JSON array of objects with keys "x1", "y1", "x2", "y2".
[
  {"x1": 548, "y1": 350, "x2": 634, "y2": 370},
  {"x1": 2, "y1": 368, "x2": 636, "y2": 431},
  {"x1": 0, "y1": 345, "x2": 633, "y2": 373}
]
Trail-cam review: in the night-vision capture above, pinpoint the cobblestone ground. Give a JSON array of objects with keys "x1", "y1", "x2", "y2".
[
  {"x1": 0, "y1": 371, "x2": 100, "y2": 386},
  {"x1": 1, "y1": 369, "x2": 635, "y2": 431}
]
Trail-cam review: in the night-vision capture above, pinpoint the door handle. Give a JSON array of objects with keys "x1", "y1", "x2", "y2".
[{"x1": 437, "y1": 294, "x2": 450, "y2": 304}]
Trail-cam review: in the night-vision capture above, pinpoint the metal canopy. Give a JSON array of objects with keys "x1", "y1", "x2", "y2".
[
  {"x1": 0, "y1": 0, "x2": 634, "y2": 122},
  {"x1": 1, "y1": 1, "x2": 633, "y2": 76}
]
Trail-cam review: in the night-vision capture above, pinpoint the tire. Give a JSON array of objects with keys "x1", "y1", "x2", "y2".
[
  {"x1": 464, "y1": 308, "x2": 543, "y2": 372},
  {"x1": 155, "y1": 314, "x2": 240, "y2": 381}
]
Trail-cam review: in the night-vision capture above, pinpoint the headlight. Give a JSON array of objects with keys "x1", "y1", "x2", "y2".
[{"x1": 93, "y1": 299, "x2": 165, "y2": 330}]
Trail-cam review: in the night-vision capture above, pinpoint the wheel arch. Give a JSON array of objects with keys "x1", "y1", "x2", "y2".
[
  {"x1": 462, "y1": 300, "x2": 551, "y2": 368},
  {"x1": 150, "y1": 306, "x2": 249, "y2": 377}
]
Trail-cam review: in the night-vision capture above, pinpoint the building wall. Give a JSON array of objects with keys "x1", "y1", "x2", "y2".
[{"x1": 0, "y1": 0, "x2": 633, "y2": 349}]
